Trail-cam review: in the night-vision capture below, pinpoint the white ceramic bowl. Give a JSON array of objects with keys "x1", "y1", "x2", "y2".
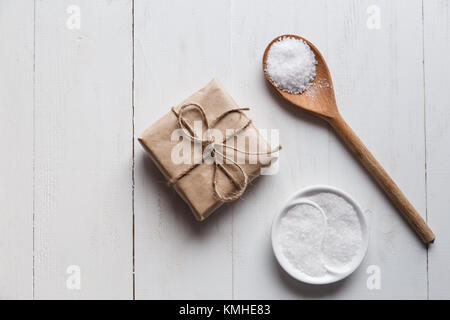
[{"x1": 272, "y1": 185, "x2": 369, "y2": 285}]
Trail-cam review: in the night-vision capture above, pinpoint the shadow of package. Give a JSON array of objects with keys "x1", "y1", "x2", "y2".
[{"x1": 139, "y1": 79, "x2": 281, "y2": 221}]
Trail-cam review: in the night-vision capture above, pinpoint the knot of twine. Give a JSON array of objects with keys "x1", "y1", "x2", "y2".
[{"x1": 167, "y1": 103, "x2": 282, "y2": 202}]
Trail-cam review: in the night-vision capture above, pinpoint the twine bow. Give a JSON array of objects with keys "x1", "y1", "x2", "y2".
[{"x1": 167, "y1": 103, "x2": 281, "y2": 202}]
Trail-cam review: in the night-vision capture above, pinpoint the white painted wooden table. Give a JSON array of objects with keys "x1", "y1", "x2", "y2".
[{"x1": 1, "y1": 0, "x2": 449, "y2": 299}]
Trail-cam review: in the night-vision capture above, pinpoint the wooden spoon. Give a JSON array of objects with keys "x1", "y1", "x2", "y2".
[{"x1": 263, "y1": 34, "x2": 435, "y2": 244}]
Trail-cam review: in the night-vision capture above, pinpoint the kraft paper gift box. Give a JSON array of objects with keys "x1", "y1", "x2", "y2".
[{"x1": 138, "y1": 79, "x2": 279, "y2": 221}]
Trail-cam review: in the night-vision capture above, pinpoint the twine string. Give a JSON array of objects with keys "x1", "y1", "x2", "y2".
[{"x1": 168, "y1": 103, "x2": 281, "y2": 202}]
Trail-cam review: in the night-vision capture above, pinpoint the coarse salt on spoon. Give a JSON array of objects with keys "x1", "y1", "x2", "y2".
[{"x1": 263, "y1": 34, "x2": 435, "y2": 244}]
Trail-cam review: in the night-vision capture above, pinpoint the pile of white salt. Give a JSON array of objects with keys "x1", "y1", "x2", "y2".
[
  {"x1": 277, "y1": 192, "x2": 362, "y2": 277},
  {"x1": 265, "y1": 36, "x2": 317, "y2": 94}
]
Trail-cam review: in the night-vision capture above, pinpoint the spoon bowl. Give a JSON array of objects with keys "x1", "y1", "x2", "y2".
[
  {"x1": 263, "y1": 35, "x2": 338, "y2": 119},
  {"x1": 263, "y1": 34, "x2": 435, "y2": 244}
]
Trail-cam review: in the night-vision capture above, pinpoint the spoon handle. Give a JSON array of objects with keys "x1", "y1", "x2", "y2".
[{"x1": 328, "y1": 114, "x2": 435, "y2": 244}]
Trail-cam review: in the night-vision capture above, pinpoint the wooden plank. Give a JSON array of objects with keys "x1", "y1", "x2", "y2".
[
  {"x1": 325, "y1": 0, "x2": 427, "y2": 299},
  {"x1": 0, "y1": 0, "x2": 34, "y2": 299},
  {"x1": 424, "y1": 0, "x2": 450, "y2": 300},
  {"x1": 230, "y1": 0, "x2": 331, "y2": 299},
  {"x1": 231, "y1": 0, "x2": 427, "y2": 298},
  {"x1": 34, "y1": 0, "x2": 133, "y2": 299},
  {"x1": 133, "y1": 0, "x2": 233, "y2": 299}
]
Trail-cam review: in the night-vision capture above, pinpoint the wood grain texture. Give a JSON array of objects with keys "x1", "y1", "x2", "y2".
[
  {"x1": 34, "y1": 0, "x2": 133, "y2": 299},
  {"x1": 424, "y1": 0, "x2": 450, "y2": 299},
  {"x1": 263, "y1": 32, "x2": 433, "y2": 244},
  {"x1": 1, "y1": 0, "x2": 449, "y2": 300},
  {"x1": 328, "y1": 115, "x2": 434, "y2": 244},
  {"x1": 134, "y1": 0, "x2": 233, "y2": 299},
  {"x1": 325, "y1": 0, "x2": 427, "y2": 299},
  {"x1": 0, "y1": 0, "x2": 34, "y2": 299},
  {"x1": 231, "y1": 0, "x2": 427, "y2": 299},
  {"x1": 230, "y1": 0, "x2": 333, "y2": 299}
]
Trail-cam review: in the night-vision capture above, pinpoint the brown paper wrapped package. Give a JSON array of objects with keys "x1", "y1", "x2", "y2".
[{"x1": 138, "y1": 79, "x2": 276, "y2": 221}]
